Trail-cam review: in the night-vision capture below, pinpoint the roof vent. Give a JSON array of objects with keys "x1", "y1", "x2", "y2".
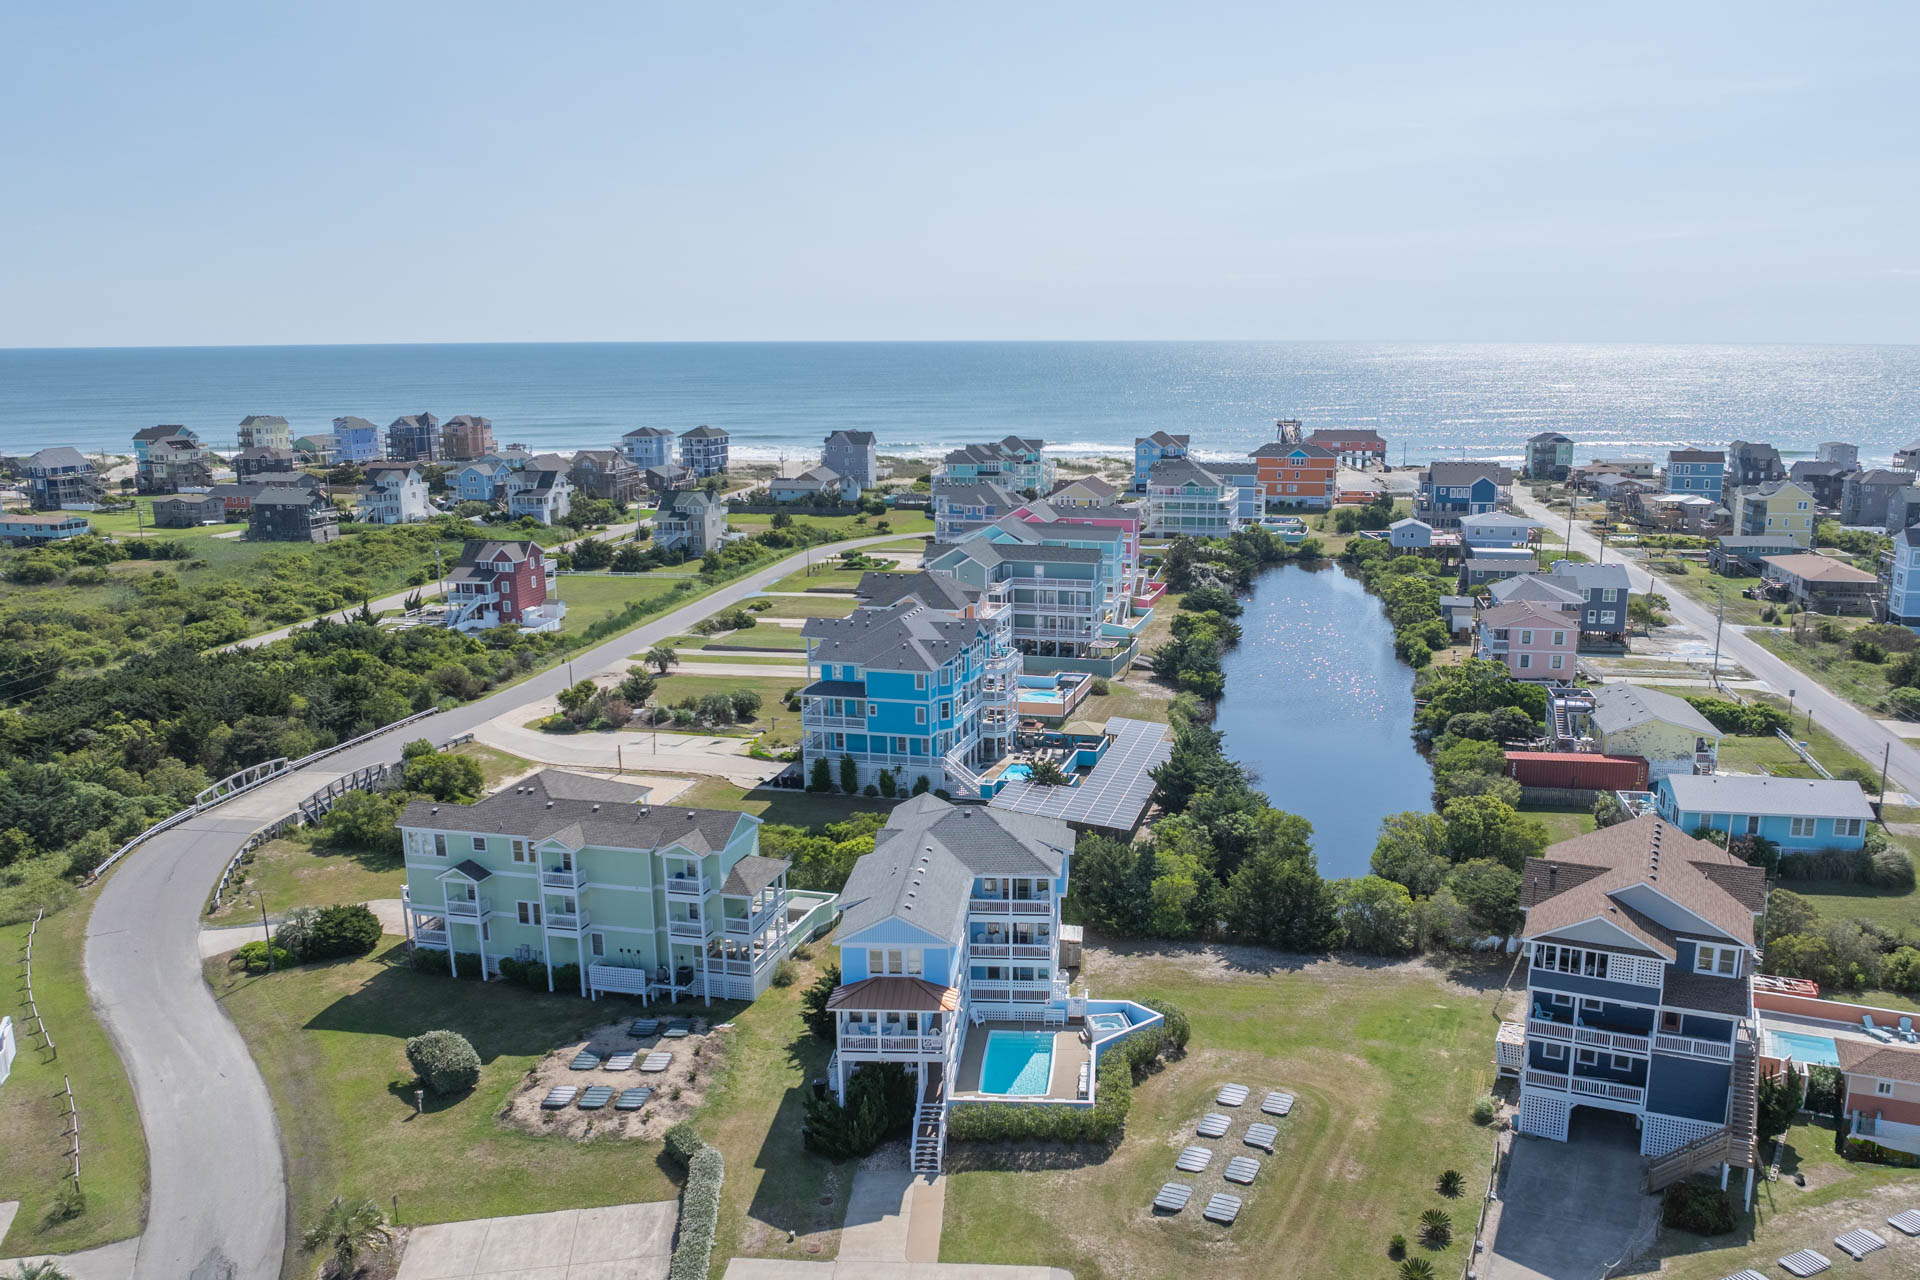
[
  {"x1": 641, "y1": 805, "x2": 650, "y2": 815},
  {"x1": 546, "y1": 801, "x2": 554, "y2": 809},
  {"x1": 592, "y1": 804, "x2": 600, "y2": 812},
  {"x1": 687, "y1": 811, "x2": 695, "y2": 820},
  {"x1": 430, "y1": 806, "x2": 439, "y2": 814}
]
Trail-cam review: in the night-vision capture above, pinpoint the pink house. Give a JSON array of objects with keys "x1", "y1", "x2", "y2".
[{"x1": 1475, "y1": 600, "x2": 1575, "y2": 681}]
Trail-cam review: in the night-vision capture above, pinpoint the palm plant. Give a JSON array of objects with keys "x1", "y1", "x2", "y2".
[
  {"x1": 301, "y1": 1196, "x2": 391, "y2": 1278},
  {"x1": 1437, "y1": 1167, "x2": 1464, "y2": 1197},
  {"x1": 1387, "y1": 1233, "x2": 1408, "y2": 1259},
  {"x1": 1418, "y1": 1207, "x2": 1453, "y2": 1248},
  {"x1": 1028, "y1": 757, "x2": 1070, "y2": 787},
  {"x1": 1398, "y1": 1258, "x2": 1436, "y2": 1280},
  {"x1": 12, "y1": 1263, "x2": 76, "y2": 1280}
]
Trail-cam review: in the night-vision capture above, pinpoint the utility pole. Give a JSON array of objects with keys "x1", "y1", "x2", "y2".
[
  {"x1": 253, "y1": 890, "x2": 274, "y2": 973},
  {"x1": 1880, "y1": 741, "x2": 1891, "y2": 801},
  {"x1": 1711, "y1": 589, "x2": 1726, "y2": 689}
]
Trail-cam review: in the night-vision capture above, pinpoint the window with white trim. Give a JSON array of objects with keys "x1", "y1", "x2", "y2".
[
  {"x1": 1611, "y1": 1054, "x2": 1634, "y2": 1071},
  {"x1": 1694, "y1": 944, "x2": 1739, "y2": 976},
  {"x1": 471, "y1": 836, "x2": 486, "y2": 853},
  {"x1": 1541, "y1": 1041, "x2": 1566, "y2": 1062},
  {"x1": 433, "y1": 833, "x2": 447, "y2": 857},
  {"x1": 1533, "y1": 943, "x2": 1611, "y2": 980},
  {"x1": 1877, "y1": 1080, "x2": 1894, "y2": 1095},
  {"x1": 590, "y1": 933, "x2": 604, "y2": 957},
  {"x1": 1789, "y1": 817, "x2": 1817, "y2": 838},
  {"x1": 915, "y1": 674, "x2": 927, "y2": 690},
  {"x1": 1837, "y1": 818, "x2": 1863, "y2": 838},
  {"x1": 1576, "y1": 1048, "x2": 1598, "y2": 1066},
  {"x1": 511, "y1": 839, "x2": 529, "y2": 863},
  {"x1": 517, "y1": 901, "x2": 543, "y2": 926},
  {"x1": 916, "y1": 707, "x2": 927, "y2": 725}
]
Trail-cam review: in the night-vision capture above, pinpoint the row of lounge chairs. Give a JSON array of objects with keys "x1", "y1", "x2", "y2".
[
  {"x1": 1720, "y1": 1209, "x2": 1918, "y2": 1279},
  {"x1": 1155, "y1": 1083, "x2": 1300, "y2": 1223},
  {"x1": 569, "y1": 1049, "x2": 675, "y2": 1072},
  {"x1": 1152, "y1": 1183, "x2": 1243, "y2": 1225},
  {"x1": 1216, "y1": 1083, "x2": 1294, "y2": 1117},
  {"x1": 1860, "y1": 1013, "x2": 1920, "y2": 1044},
  {"x1": 540, "y1": 1084, "x2": 655, "y2": 1112}
]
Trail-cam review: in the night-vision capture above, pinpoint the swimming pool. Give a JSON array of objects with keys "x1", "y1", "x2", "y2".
[
  {"x1": 1767, "y1": 1029, "x2": 1840, "y2": 1067},
  {"x1": 979, "y1": 1030, "x2": 1055, "y2": 1095},
  {"x1": 1085, "y1": 1012, "x2": 1130, "y2": 1035},
  {"x1": 1001, "y1": 763, "x2": 1033, "y2": 781}
]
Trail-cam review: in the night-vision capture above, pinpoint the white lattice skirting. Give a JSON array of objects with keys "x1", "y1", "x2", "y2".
[
  {"x1": 1519, "y1": 1090, "x2": 1570, "y2": 1142},
  {"x1": 1640, "y1": 1111, "x2": 1722, "y2": 1157}
]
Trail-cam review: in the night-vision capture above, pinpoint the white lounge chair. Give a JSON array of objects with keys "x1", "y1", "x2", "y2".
[
  {"x1": 1778, "y1": 1248, "x2": 1831, "y2": 1277},
  {"x1": 1833, "y1": 1228, "x2": 1886, "y2": 1260},
  {"x1": 1888, "y1": 1209, "x2": 1920, "y2": 1236},
  {"x1": 1076, "y1": 1063, "x2": 1090, "y2": 1099}
]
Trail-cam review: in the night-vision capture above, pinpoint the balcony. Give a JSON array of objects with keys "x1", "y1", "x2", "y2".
[
  {"x1": 546, "y1": 908, "x2": 590, "y2": 932},
  {"x1": 415, "y1": 927, "x2": 449, "y2": 946},
  {"x1": 444, "y1": 897, "x2": 492, "y2": 919},
  {"x1": 1569, "y1": 1075, "x2": 1646, "y2": 1106},
  {"x1": 541, "y1": 867, "x2": 581, "y2": 890},
  {"x1": 668, "y1": 919, "x2": 708, "y2": 938},
  {"x1": 968, "y1": 897, "x2": 1053, "y2": 916},
  {"x1": 1654, "y1": 1032, "x2": 1734, "y2": 1062},
  {"x1": 1527, "y1": 1013, "x2": 1652, "y2": 1055},
  {"x1": 665, "y1": 875, "x2": 712, "y2": 899}
]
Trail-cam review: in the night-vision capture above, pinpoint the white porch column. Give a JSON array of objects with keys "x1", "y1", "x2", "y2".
[
  {"x1": 448, "y1": 941, "x2": 458, "y2": 980},
  {"x1": 545, "y1": 933, "x2": 555, "y2": 993},
  {"x1": 477, "y1": 924, "x2": 489, "y2": 982},
  {"x1": 579, "y1": 941, "x2": 588, "y2": 998}
]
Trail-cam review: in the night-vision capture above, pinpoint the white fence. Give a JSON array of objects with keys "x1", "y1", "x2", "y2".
[{"x1": 19, "y1": 909, "x2": 80, "y2": 1188}]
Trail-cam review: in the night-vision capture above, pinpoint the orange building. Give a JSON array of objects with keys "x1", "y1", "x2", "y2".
[{"x1": 1252, "y1": 441, "x2": 1337, "y2": 509}]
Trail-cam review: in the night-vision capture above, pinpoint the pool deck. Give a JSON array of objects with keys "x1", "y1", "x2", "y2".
[
  {"x1": 1757, "y1": 1008, "x2": 1902, "y2": 1056},
  {"x1": 952, "y1": 1021, "x2": 1090, "y2": 1102}
]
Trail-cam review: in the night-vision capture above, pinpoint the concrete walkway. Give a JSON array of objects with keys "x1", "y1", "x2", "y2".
[
  {"x1": 0, "y1": 1202, "x2": 139, "y2": 1280},
  {"x1": 396, "y1": 1202, "x2": 676, "y2": 1279},
  {"x1": 837, "y1": 1168, "x2": 944, "y2": 1265}
]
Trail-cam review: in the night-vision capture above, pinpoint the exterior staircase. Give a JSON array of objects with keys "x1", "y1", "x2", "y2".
[
  {"x1": 912, "y1": 1064, "x2": 948, "y2": 1175},
  {"x1": 941, "y1": 750, "x2": 987, "y2": 799},
  {"x1": 1643, "y1": 1032, "x2": 1759, "y2": 1192}
]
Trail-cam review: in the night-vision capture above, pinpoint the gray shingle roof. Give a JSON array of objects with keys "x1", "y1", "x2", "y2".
[
  {"x1": 932, "y1": 480, "x2": 1021, "y2": 509},
  {"x1": 1548, "y1": 559, "x2": 1632, "y2": 593},
  {"x1": 398, "y1": 769, "x2": 751, "y2": 853},
  {"x1": 1662, "y1": 773, "x2": 1875, "y2": 821},
  {"x1": 622, "y1": 426, "x2": 676, "y2": 438},
  {"x1": 801, "y1": 600, "x2": 988, "y2": 673},
  {"x1": 1426, "y1": 461, "x2": 1512, "y2": 485},
  {"x1": 925, "y1": 539, "x2": 1102, "y2": 568},
  {"x1": 681, "y1": 425, "x2": 728, "y2": 439},
  {"x1": 27, "y1": 446, "x2": 90, "y2": 470},
  {"x1": 855, "y1": 571, "x2": 980, "y2": 612},
  {"x1": 721, "y1": 854, "x2": 790, "y2": 896},
  {"x1": 1589, "y1": 684, "x2": 1719, "y2": 737},
  {"x1": 1148, "y1": 457, "x2": 1227, "y2": 487},
  {"x1": 836, "y1": 795, "x2": 1070, "y2": 941}
]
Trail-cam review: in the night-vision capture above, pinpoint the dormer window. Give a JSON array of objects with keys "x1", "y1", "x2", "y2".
[{"x1": 1694, "y1": 944, "x2": 1739, "y2": 977}]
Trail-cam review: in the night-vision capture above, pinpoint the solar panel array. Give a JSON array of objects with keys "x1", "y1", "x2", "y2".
[{"x1": 988, "y1": 717, "x2": 1172, "y2": 832}]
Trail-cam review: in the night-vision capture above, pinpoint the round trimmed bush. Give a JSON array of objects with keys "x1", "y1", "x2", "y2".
[{"x1": 406, "y1": 1029, "x2": 481, "y2": 1095}]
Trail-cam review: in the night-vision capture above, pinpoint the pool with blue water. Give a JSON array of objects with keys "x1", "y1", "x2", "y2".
[{"x1": 979, "y1": 1030, "x2": 1055, "y2": 1095}]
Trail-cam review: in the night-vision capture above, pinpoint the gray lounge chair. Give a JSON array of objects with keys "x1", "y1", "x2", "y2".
[
  {"x1": 578, "y1": 1085, "x2": 613, "y2": 1110},
  {"x1": 604, "y1": 1052, "x2": 637, "y2": 1071},
  {"x1": 1216, "y1": 1083, "x2": 1250, "y2": 1107},
  {"x1": 1245, "y1": 1123, "x2": 1278, "y2": 1151},
  {"x1": 1153, "y1": 1183, "x2": 1192, "y2": 1214},
  {"x1": 614, "y1": 1087, "x2": 654, "y2": 1111},
  {"x1": 1861, "y1": 1015, "x2": 1896, "y2": 1044},
  {"x1": 1224, "y1": 1156, "x2": 1260, "y2": 1185},
  {"x1": 1778, "y1": 1249, "x2": 1831, "y2": 1276},
  {"x1": 569, "y1": 1050, "x2": 601, "y2": 1070},
  {"x1": 1176, "y1": 1145, "x2": 1213, "y2": 1173},
  {"x1": 640, "y1": 1051, "x2": 673, "y2": 1072},
  {"x1": 1900, "y1": 1016, "x2": 1919, "y2": 1043},
  {"x1": 1888, "y1": 1209, "x2": 1920, "y2": 1236},
  {"x1": 1718, "y1": 1271, "x2": 1766, "y2": 1280},
  {"x1": 1196, "y1": 1113, "x2": 1231, "y2": 1138},
  {"x1": 541, "y1": 1085, "x2": 579, "y2": 1109},
  {"x1": 629, "y1": 1018, "x2": 660, "y2": 1036},
  {"x1": 1261, "y1": 1090, "x2": 1295, "y2": 1116},
  {"x1": 1833, "y1": 1229, "x2": 1885, "y2": 1260},
  {"x1": 1202, "y1": 1193, "x2": 1242, "y2": 1225}
]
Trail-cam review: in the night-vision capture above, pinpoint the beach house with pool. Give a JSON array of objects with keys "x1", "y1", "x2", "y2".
[
  {"x1": 1505, "y1": 816, "x2": 1765, "y2": 1202},
  {"x1": 398, "y1": 769, "x2": 835, "y2": 1002},
  {"x1": 827, "y1": 793, "x2": 1162, "y2": 1173},
  {"x1": 1651, "y1": 773, "x2": 1873, "y2": 851}
]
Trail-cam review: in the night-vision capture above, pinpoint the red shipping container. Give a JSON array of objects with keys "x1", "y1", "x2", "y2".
[{"x1": 1503, "y1": 751, "x2": 1648, "y2": 791}]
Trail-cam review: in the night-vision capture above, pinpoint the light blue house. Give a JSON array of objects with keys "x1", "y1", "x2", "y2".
[
  {"x1": 924, "y1": 535, "x2": 1131, "y2": 671},
  {"x1": 452, "y1": 456, "x2": 514, "y2": 503},
  {"x1": 827, "y1": 793, "x2": 1162, "y2": 1173},
  {"x1": 800, "y1": 596, "x2": 1019, "y2": 797},
  {"x1": 1208, "y1": 461, "x2": 1263, "y2": 523},
  {"x1": 1888, "y1": 526, "x2": 1920, "y2": 628},
  {"x1": 1390, "y1": 517, "x2": 1435, "y2": 549},
  {"x1": 931, "y1": 481, "x2": 1021, "y2": 540},
  {"x1": 621, "y1": 426, "x2": 677, "y2": 470},
  {"x1": 1507, "y1": 815, "x2": 1765, "y2": 1205},
  {"x1": 1666, "y1": 449, "x2": 1726, "y2": 501},
  {"x1": 1653, "y1": 773, "x2": 1873, "y2": 850},
  {"x1": 1132, "y1": 431, "x2": 1190, "y2": 492}
]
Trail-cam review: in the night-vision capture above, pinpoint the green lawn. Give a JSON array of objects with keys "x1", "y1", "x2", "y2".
[
  {"x1": 209, "y1": 944, "x2": 686, "y2": 1271},
  {"x1": 725, "y1": 510, "x2": 935, "y2": 539},
  {"x1": 647, "y1": 675, "x2": 806, "y2": 746},
  {"x1": 85, "y1": 505, "x2": 254, "y2": 541},
  {"x1": 1790, "y1": 829, "x2": 1920, "y2": 937},
  {"x1": 766, "y1": 559, "x2": 898, "y2": 593},
  {"x1": 664, "y1": 629, "x2": 811, "y2": 653},
  {"x1": 671, "y1": 776, "x2": 894, "y2": 827},
  {"x1": 1650, "y1": 559, "x2": 1775, "y2": 626},
  {"x1": 940, "y1": 945, "x2": 1500, "y2": 1280},
  {"x1": 203, "y1": 827, "x2": 404, "y2": 923},
  {"x1": 675, "y1": 652, "x2": 808, "y2": 668},
  {"x1": 449, "y1": 742, "x2": 539, "y2": 789},
  {"x1": 1520, "y1": 805, "x2": 1599, "y2": 844},
  {"x1": 1073, "y1": 680, "x2": 1176, "y2": 727},
  {"x1": 554, "y1": 574, "x2": 684, "y2": 633},
  {"x1": 1716, "y1": 706, "x2": 1884, "y2": 792},
  {"x1": 751, "y1": 595, "x2": 860, "y2": 620},
  {"x1": 1659, "y1": 1118, "x2": 1918, "y2": 1280},
  {"x1": 0, "y1": 900, "x2": 149, "y2": 1256}
]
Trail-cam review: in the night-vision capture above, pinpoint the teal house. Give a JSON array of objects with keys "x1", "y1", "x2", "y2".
[
  {"x1": 399, "y1": 770, "x2": 836, "y2": 1002},
  {"x1": 1652, "y1": 773, "x2": 1873, "y2": 850}
]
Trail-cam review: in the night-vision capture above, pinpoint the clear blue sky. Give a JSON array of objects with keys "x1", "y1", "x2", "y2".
[{"x1": 4, "y1": 3, "x2": 1916, "y2": 346}]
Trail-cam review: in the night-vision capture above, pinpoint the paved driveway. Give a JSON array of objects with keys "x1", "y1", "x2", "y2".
[
  {"x1": 1485, "y1": 1110, "x2": 1661, "y2": 1279},
  {"x1": 397, "y1": 1203, "x2": 675, "y2": 1279}
]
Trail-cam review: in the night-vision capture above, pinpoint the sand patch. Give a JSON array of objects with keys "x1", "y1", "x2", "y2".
[{"x1": 498, "y1": 1015, "x2": 728, "y2": 1140}]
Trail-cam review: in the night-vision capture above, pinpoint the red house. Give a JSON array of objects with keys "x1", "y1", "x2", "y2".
[{"x1": 443, "y1": 540, "x2": 565, "y2": 633}]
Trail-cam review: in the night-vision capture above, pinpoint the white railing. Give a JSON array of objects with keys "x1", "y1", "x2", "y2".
[
  {"x1": 665, "y1": 875, "x2": 712, "y2": 898},
  {"x1": 1654, "y1": 1033, "x2": 1735, "y2": 1062},
  {"x1": 541, "y1": 868, "x2": 581, "y2": 889},
  {"x1": 1570, "y1": 1077, "x2": 1645, "y2": 1105},
  {"x1": 1524, "y1": 1069, "x2": 1569, "y2": 1092},
  {"x1": 415, "y1": 927, "x2": 449, "y2": 946},
  {"x1": 444, "y1": 897, "x2": 492, "y2": 918},
  {"x1": 546, "y1": 909, "x2": 589, "y2": 931},
  {"x1": 668, "y1": 919, "x2": 706, "y2": 938},
  {"x1": 1010, "y1": 943, "x2": 1054, "y2": 960},
  {"x1": 968, "y1": 897, "x2": 1052, "y2": 915},
  {"x1": 1527, "y1": 1017, "x2": 1572, "y2": 1042},
  {"x1": 1574, "y1": 1025, "x2": 1651, "y2": 1053}
]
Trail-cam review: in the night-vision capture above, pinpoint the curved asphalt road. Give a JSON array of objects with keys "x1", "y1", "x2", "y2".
[
  {"x1": 86, "y1": 534, "x2": 902, "y2": 1280},
  {"x1": 1515, "y1": 492, "x2": 1920, "y2": 797}
]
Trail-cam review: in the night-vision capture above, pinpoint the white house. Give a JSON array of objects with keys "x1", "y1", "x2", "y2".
[
  {"x1": 1461, "y1": 511, "x2": 1542, "y2": 551},
  {"x1": 506, "y1": 466, "x2": 573, "y2": 525},
  {"x1": 358, "y1": 464, "x2": 431, "y2": 524},
  {"x1": 769, "y1": 465, "x2": 844, "y2": 504}
]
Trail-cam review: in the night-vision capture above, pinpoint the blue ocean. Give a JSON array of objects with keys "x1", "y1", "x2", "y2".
[{"x1": 2, "y1": 341, "x2": 1917, "y2": 466}]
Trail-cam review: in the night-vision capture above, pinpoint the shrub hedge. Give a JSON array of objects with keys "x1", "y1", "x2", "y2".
[
  {"x1": 405, "y1": 1029, "x2": 481, "y2": 1095},
  {"x1": 1847, "y1": 1135, "x2": 1920, "y2": 1167},
  {"x1": 664, "y1": 1129, "x2": 725, "y2": 1280},
  {"x1": 1661, "y1": 1180, "x2": 1735, "y2": 1235}
]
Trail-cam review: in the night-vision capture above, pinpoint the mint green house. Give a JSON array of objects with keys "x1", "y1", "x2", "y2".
[{"x1": 399, "y1": 770, "x2": 836, "y2": 1002}]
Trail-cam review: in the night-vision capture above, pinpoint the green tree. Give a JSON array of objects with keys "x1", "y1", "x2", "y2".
[
  {"x1": 1029, "y1": 757, "x2": 1070, "y2": 787},
  {"x1": 1223, "y1": 849, "x2": 1339, "y2": 951},
  {"x1": 1066, "y1": 833, "x2": 1145, "y2": 935},
  {"x1": 301, "y1": 1196, "x2": 392, "y2": 1278},
  {"x1": 617, "y1": 666, "x2": 657, "y2": 705},
  {"x1": 808, "y1": 757, "x2": 833, "y2": 792},
  {"x1": 556, "y1": 679, "x2": 599, "y2": 725},
  {"x1": 1756, "y1": 1067, "x2": 1805, "y2": 1146},
  {"x1": 1448, "y1": 858, "x2": 1523, "y2": 948},
  {"x1": 319, "y1": 788, "x2": 403, "y2": 857},
  {"x1": 1370, "y1": 811, "x2": 1453, "y2": 897},
  {"x1": 1334, "y1": 875, "x2": 1417, "y2": 954},
  {"x1": 839, "y1": 754, "x2": 859, "y2": 795},
  {"x1": 799, "y1": 960, "x2": 841, "y2": 1039},
  {"x1": 1442, "y1": 795, "x2": 1549, "y2": 872},
  {"x1": 645, "y1": 643, "x2": 678, "y2": 675},
  {"x1": 404, "y1": 749, "x2": 485, "y2": 802}
]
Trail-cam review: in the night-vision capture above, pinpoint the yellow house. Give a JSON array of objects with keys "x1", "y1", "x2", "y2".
[{"x1": 1731, "y1": 478, "x2": 1815, "y2": 548}]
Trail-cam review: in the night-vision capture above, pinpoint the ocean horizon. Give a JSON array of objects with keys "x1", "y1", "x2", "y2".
[{"x1": 3, "y1": 340, "x2": 1917, "y2": 467}]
